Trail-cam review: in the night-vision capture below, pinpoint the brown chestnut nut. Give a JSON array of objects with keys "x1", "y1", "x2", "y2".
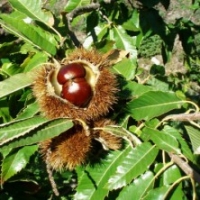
[
  {"x1": 57, "y1": 63, "x2": 86, "y2": 84},
  {"x1": 62, "y1": 78, "x2": 92, "y2": 107}
]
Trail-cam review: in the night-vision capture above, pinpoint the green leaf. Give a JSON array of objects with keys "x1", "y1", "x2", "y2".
[
  {"x1": 126, "y1": 91, "x2": 183, "y2": 121},
  {"x1": 1, "y1": 145, "x2": 38, "y2": 183},
  {"x1": 142, "y1": 127, "x2": 181, "y2": 154},
  {"x1": 22, "y1": 52, "x2": 48, "y2": 72},
  {"x1": 0, "y1": 116, "x2": 49, "y2": 147},
  {"x1": 9, "y1": 0, "x2": 54, "y2": 26},
  {"x1": 110, "y1": 26, "x2": 137, "y2": 59},
  {"x1": 0, "y1": 118, "x2": 73, "y2": 151},
  {"x1": 163, "y1": 126, "x2": 195, "y2": 162},
  {"x1": 163, "y1": 165, "x2": 182, "y2": 185},
  {"x1": 0, "y1": 72, "x2": 33, "y2": 99},
  {"x1": 185, "y1": 125, "x2": 200, "y2": 154},
  {"x1": 116, "y1": 171, "x2": 154, "y2": 200},
  {"x1": 16, "y1": 101, "x2": 40, "y2": 120},
  {"x1": 143, "y1": 186, "x2": 170, "y2": 200},
  {"x1": 107, "y1": 142, "x2": 158, "y2": 190},
  {"x1": 113, "y1": 58, "x2": 136, "y2": 80},
  {"x1": 74, "y1": 148, "x2": 131, "y2": 200},
  {"x1": 0, "y1": 14, "x2": 57, "y2": 55},
  {"x1": 65, "y1": 0, "x2": 90, "y2": 12}
]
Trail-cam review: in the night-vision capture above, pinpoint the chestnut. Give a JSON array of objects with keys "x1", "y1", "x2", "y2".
[
  {"x1": 61, "y1": 78, "x2": 92, "y2": 107},
  {"x1": 57, "y1": 63, "x2": 86, "y2": 84}
]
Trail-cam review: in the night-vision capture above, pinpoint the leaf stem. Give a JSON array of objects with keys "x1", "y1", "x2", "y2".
[{"x1": 163, "y1": 175, "x2": 190, "y2": 200}]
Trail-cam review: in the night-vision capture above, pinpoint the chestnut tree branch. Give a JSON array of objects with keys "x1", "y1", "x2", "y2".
[
  {"x1": 168, "y1": 153, "x2": 200, "y2": 184},
  {"x1": 64, "y1": 3, "x2": 100, "y2": 47},
  {"x1": 164, "y1": 112, "x2": 200, "y2": 121}
]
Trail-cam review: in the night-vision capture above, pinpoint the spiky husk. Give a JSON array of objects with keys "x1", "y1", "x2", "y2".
[
  {"x1": 32, "y1": 49, "x2": 118, "y2": 121},
  {"x1": 93, "y1": 118, "x2": 122, "y2": 150},
  {"x1": 40, "y1": 125, "x2": 92, "y2": 171}
]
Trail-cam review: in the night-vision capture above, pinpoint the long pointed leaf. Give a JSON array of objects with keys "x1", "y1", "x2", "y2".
[
  {"x1": 0, "y1": 14, "x2": 57, "y2": 55},
  {"x1": 74, "y1": 145, "x2": 134, "y2": 200},
  {"x1": 0, "y1": 118, "x2": 73, "y2": 151},
  {"x1": 126, "y1": 91, "x2": 183, "y2": 121},
  {"x1": 1, "y1": 145, "x2": 38, "y2": 183},
  {"x1": 107, "y1": 142, "x2": 158, "y2": 190},
  {"x1": 0, "y1": 72, "x2": 33, "y2": 99},
  {"x1": 9, "y1": 0, "x2": 54, "y2": 27}
]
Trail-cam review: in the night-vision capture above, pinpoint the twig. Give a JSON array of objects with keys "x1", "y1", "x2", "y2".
[
  {"x1": 168, "y1": 153, "x2": 200, "y2": 184},
  {"x1": 46, "y1": 149, "x2": 60, "y2": 197},
  {"x1": 63, "y1": 3, "x2": 100, "y2": 47},
  {"x1": 164, "y1": 112, "x2": 200, "y2": 121},
  {"x1": 67, "y1": 3, "x2": 100, "y2": 21}
]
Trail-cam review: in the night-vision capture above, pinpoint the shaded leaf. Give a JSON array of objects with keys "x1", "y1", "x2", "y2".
[
  {"x1": 1, "y1": 145, "x2": 38, "y2": 183},
  {"x1": 0, "y1": 72, "x2": 33, "y2": 99},
  {"x1": 126, "y1": 91, "x2": 183, "y2": 121},
  {"x1": 116, "y1": 171, "x2": 154, "y2": 200},
  {"x1": 107, "y1": 142, "x2": 158, "y2": 190}
]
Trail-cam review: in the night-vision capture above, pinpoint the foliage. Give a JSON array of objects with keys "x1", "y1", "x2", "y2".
[{"x1": 0, "y1": 0, "x2": 200, "y2": 199}]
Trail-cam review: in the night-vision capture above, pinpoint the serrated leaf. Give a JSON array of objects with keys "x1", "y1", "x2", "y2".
[
  {"x1": 163, "y1": 126, "x2": 194, "y2": 162},
  {"x1": 74, "y1": 145, "x2": 135, "y2": 200},
  {"x1": 0, "y1": 14, "x2": 57, "y2": 55},
  {"x1": 116, "y1": 171, "x2": 154, "y2": 200},
  {"x1": 126, "y1": 91, "x2": 183, "y2": 121},
  {"x1": 110, "y1": 26, "x2": 137, "y2": 59},
  {"x1": 65, "y1": 0, "x2": 90, "y2": 12},
  {"x1": 1, "y1": 145, "x2": 38, "y2": 183},
  {"x1": 0, "y1": 118, "x2": 73, "y2": 151},
  {"x1": 22, "y1": 52, "x2": 48, "y2": 72},
  {"x1": 9, "y1": 0, "x2": 54, "y2": 26},
  {"x1": 16, "y1": 101, "x2": 40, "y2": 120},
  {"x1": 143, "y1": 127, "x2": 181, "y2": 154},
  {"x1": 0, "y1": 116, "x2": 49, "y2": 147},
  {"x1": 185, "y1": 125, "x2": 200, "y2": 154},
  {"x1": 107, "y1": 142, "x2": 158, "y2": 190},
  {"x1": 0, "y1": 72, "x2": 33, "y2": 99}
]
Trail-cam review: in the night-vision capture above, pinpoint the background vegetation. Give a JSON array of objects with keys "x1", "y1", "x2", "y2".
[{"x1": 0, "y1": 0, "x2": 200, "y2": 199}]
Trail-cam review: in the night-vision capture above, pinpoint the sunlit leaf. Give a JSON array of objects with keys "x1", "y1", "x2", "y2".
[
  {"x1": 16, "y1": 101, "x2": 40, "y2": 120},
  {"x1": 113, "y1": 58, "x2": 136, "y2": 80},
  {"x1": 143, "y1": 186, "x2": 170, "y2": 200},
  {"x1": 110, "y1": 25, "x2": 137, "y2": 59},
  {"x1": 0, "y1": 14, "x2": 57, "y2": 55},
  {"x1": 107, "y1": 142, "x2": 158, "y2": 190},
  {"x1": 9, "y1": 0, "x2": 54, "y2": 26},
  {"x1": 126, "y1": 91, "x2": 183, "y2": 121},
  {"x1": 185, "y1": 125, "x2": 200, "y2": 154},
  {"x1": 116, "y1": 171, "x2": 154, "y2": 200},
  {"x1": 74, "y1": 148, "x2": 131, "y2": 200},
  {"x1": 142, "y1": 127, "x2": 181, "y2": 154},
  {"x1": 0, "y1": 118, "x2": 73, "y2": 151},
  {"x1": 65, "y1": 0, "x2": 90, "y2": 12},
  {"x1": 163, "y1": 126, "x2": 194, "y2": 162},
  {"x1": 1, "y1": 145, "x2": 38, "y2": 183},
  {"x1": 0, "y1": 72, "x2": 33, "y2": 99}
]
